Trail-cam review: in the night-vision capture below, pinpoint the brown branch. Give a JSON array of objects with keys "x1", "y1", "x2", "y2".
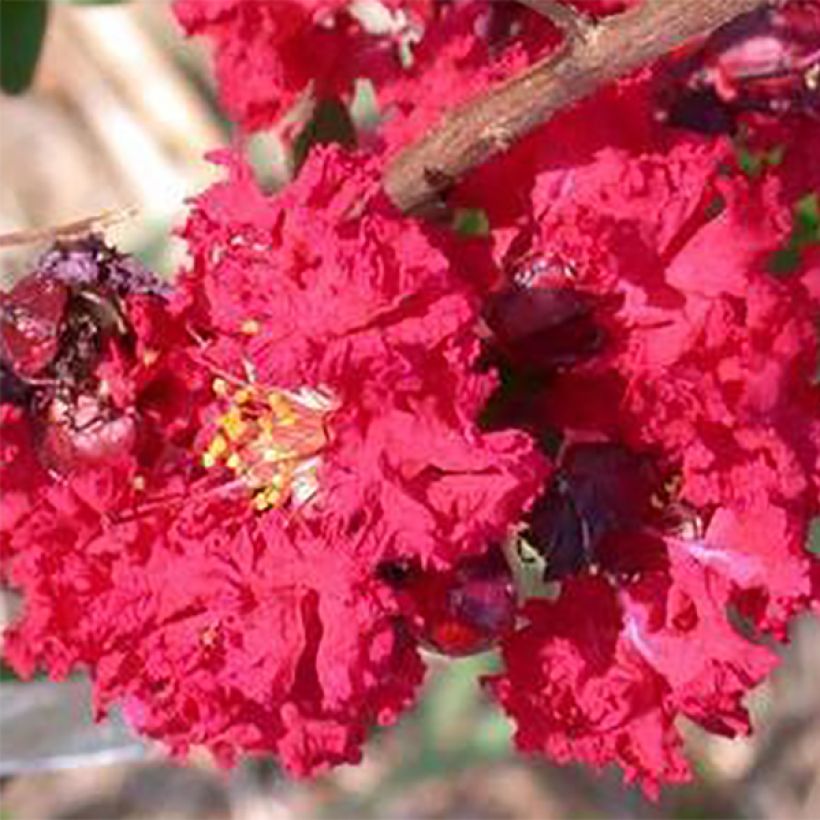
[
  {"x1": 516, "y1": 0, "x2": 594, "y2": 42},
  {"x1": 384, "y1": 0, "x2": 768, "y2": 214}
]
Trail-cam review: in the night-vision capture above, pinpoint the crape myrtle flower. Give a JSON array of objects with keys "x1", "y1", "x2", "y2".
[
  {"x1": 174, "y1": 0, "x2": 566, "y2": 140},
  {"x1": 0, "y1": 237, "x2": 207, "y2": 630},
  {"x1": 376, "y1": 2, "x2": 562, "y2": 155},
  {"x1": 174, "y1": 0, "x2": 435, "y2": 132},
  {"x1": 1, "y1": 146, "x2": 547, "y2": 776},
  {"x1": 175, "y1": 145, "x2": 545, "y2": 565},
  {"x1": 467, "y1": 75, "x2": 819, "y2": 795}
]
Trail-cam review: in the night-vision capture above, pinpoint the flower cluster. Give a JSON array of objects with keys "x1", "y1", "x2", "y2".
[
  {"x1": 1, "y1": 149, "x2": 544, "y2": 775},
  {"x1": 470, "y1": 66, "x2": 819, "y2": 795},
  {"x1": 2, "y1": 0, "x2": 819, "y2": 801}
]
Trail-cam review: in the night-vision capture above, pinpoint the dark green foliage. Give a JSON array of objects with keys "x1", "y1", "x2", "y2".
[
  {"x1": 293, "y1": 97, "x2": 357, "y2": 171},
  {"x1": 770, "y1": 193, "x2": 820, "y2": 275},
  {"x1": 1, "y1": 0, "x2": 50, "y2": 94}
]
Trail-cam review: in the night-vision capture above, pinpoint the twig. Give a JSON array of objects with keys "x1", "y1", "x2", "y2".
[
  {"x1": 0, "y1": 207, "x2": 137, "y2": 249},
  {"x1": 384, "y1": 0, "x2": 768, "y2": 214},
  {"x1": 516, "y1": 0, "x2": 594, "y2": 43}
]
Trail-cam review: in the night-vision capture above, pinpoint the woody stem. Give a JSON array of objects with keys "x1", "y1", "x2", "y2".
[{"x1": 383, "y1": 0, "x2": 767, "y2": 215}]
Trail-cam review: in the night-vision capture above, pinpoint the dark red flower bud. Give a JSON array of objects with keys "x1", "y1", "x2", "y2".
[
  {"x1": 37, "y1": 392, "x2": 138, "y2": 474},
  {"x1": 526, "y1": 443, "x2": 663, "y2": 581},
  {"x1": 382, "y1": 549, "x2": 517, "y2": 657},
  {"x1": 658, "y1": 2, "x2": 820, "y2": 133},
  {"x1": 483, "y1": 283, "x2": 603, "y2": 375},
  {"x1": 0, "y1": 237, "x2": 164, "y2": 473},
  {"x1": 0, "y1": 275, "x2": 68, "y2": 378}
]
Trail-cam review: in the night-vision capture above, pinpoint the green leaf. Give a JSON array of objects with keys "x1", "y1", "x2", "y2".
[
  {"x1": 349, "y1": 78, "x2": 381, "y2": 131},
  {"x1": 292, "y1": 97, "x2": 356, "y2": 172},
  {"x1": 452, "y1": 207, "x2": 490, "y2": 238},
  {"x1": 733, "y1": 138, "x2": 786, "y2": 180},
  {"x1": 808, "y1": 517, "x2": 820, "y2": 557},
  {"x1": 1, "y1": 0, "x2": 50, "y2": 95},
  {"x1": 736, "y1": 146, "x2": 764, "y2": 179},
  {"x1": 769, "y1": 246, "x2": 802, "y2": 276},
  {"x1": 0, "y1": 658, "x2": 21, "y2": 681},
  {"x1": 769, "y1": 192, "x2": 820, "y2": 276},
  {"x1": 793, "y1": 192, "x2": 820, "y2": 244}
]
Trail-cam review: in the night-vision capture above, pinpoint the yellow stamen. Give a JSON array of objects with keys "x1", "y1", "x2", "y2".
[
  {"x1": 220, "y1": 409, "x2": 247, "y2": 441},
  {"x1": 208, "y1": 434, "x2": 228, "y2": 458},
  {"x1": 201, "y1": 378, "x2": 335, "y2": 513}
]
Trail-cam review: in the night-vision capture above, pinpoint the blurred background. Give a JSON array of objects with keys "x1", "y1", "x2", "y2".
[{"x1": 1, "y1": 2, "x2": 820, "y2": 818}]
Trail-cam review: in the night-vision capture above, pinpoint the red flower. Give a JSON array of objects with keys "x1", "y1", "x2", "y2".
[
  {"x1": 2, "y1": 147, "x2": 546, "y2": 776},
  {"x1": 176, "y1": 146, "x2": 546, "y2": 564},
  {"x1": 4, "y1": 3, "x2": 817, "y2": 796},
  {"x1": 174, "y1": 0, "x2": 433, "y2": 131},
  {"x1": 488, "y1": 577, "x2": 692, "y2": 800},
  {"x1": 490, "y1": 541, "x2": 779, "y2": 798},
  {"x1": 174, "y1": 0, "x2": 567, "y2": 144},
  {"x1": 466, "y1": 72, "x2": 819, "y2": 795}
]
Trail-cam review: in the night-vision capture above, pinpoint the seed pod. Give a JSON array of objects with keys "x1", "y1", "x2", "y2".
[{"x1": 381, "y1": 549, "x2": 517, "y2": 656}]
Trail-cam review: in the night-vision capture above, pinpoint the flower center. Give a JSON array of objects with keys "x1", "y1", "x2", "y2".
[{"x1": 201, "y1": 377, "x2": 335, "y2": 511}]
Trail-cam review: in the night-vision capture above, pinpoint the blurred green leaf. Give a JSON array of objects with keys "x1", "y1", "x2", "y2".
[
  {"x1": 770, "y1": 192, "x2": 820, "y2": 276},
  {"x1": 734, "y1": 140, "x2": 785, "y2": 180},
  {"x1": 453, "y1": 207, "x2": 490, "y2": 237},
  {"x1": 51, "y1": 0, "x2": 129, "y2": 5},
  {"x1": 794, "y1": 192, "x2": 820, "y2": 241},
  {"x1": 808, "y1": 517, "x2": 820, "y2": 557},
  {"x1": 424, "y1": 655, "x2": 498, "y2": 739},
  {"x1": 350, "y1": 78, "x2": 382, "y2": 132},
  {"x1": 769, "y1": 246, "x2": 802, "y2": 276},
  {"x1": 293, "y1": 97, "x2": 356, "y2": 172},
  {"x1": 1, "y1": 0, "x2": 50, "y2": 95},
  {"x1": 736, "y1": 146, "x2": 763, "y2": 179},
  {"x1": 470, "y1": 709, "x2": 512, "y2": 758},
  {"x1": 0, "y1": 659, "x2": 21, "y2": 681}
]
